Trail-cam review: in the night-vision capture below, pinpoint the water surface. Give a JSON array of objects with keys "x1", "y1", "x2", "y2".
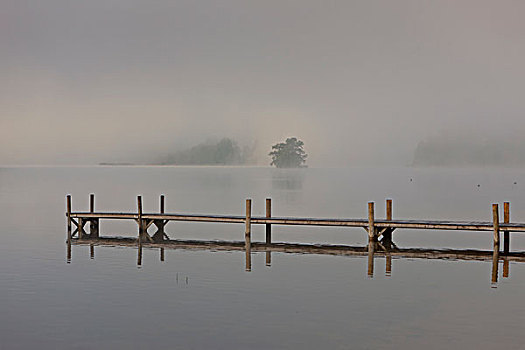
[{"x1": 2, "y1": 166, "x2": 525, "y2": 349}]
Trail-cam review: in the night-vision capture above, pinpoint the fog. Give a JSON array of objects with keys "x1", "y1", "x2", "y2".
[{"x1": 2, "y1": 0, "x2": 525, "y2": 166}]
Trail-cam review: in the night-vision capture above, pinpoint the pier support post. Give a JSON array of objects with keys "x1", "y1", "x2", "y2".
[
  {"x1": 153, "y1": 195, "x2": 166, "y2": 242},
  {"x1": 368, "y1": 202, "x2": 376, "y2": 243},
  {"x1": 138, "y1": 196, "x2": 143, "y2": 240},
  {"x1": 266, "y1": 198, "x2": 272, "y2": 244},
  {"x1": 504, "y1": 202, "x2": 510, "y2": 255},
  {"x1": 66, "y1": 195, "x2": 72, "y2": 243},
  {"x1": 245, "y1": 199, "x2": 252, "y2": 272},
  {"x1": 491, "y1": 204, "x2": 500, "y2": 285},
  {"x1": 89, "y1": 194, "x2": 99, "y2": 238},
  {"x1": 78, "y1": 217, "x2": 84, "y2": 240},
  {"x1": 383, "y1": 199, "x2": 393, "y2": 250},
  {"x1": 367, "y1": 202, "x2": 375, "y2": 277},
  {"x1": 493, "y1": 204, "x2": 500, "y2": 250},
  {"x1": 245, "y1": 199, "x2": 252, "y2": 242}
]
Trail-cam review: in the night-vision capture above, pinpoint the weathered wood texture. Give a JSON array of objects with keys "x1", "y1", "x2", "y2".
[
  {"x1": 504, "y1": 202, "x2": 510, "y2": 254},
  {"x1": 266, "y1": 198, "x2": 272, "y2": 244},
  {"x1": 68, "y1": 212, "x2": 525, "y2": 232}
]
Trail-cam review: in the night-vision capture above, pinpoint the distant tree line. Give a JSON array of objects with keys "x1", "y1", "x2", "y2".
[
  {"x1": 413, "y1": 135, "x2": 525, "y2": 167},
  {"x1": 157, "y1": 138, "x2": 255, "y2": 165}
]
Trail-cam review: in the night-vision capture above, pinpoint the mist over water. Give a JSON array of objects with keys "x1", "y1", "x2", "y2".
[{"x1": 2, "y1": 0, "x2": 525, "y2": 166}]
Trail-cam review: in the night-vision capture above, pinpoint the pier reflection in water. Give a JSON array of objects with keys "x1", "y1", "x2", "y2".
[{"x1": 68, "y1": 238, "x2": 522, "y2": 286}]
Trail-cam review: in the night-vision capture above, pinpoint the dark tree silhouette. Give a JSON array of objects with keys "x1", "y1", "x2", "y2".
[{"x1": 269, "y1": 137, "x2": 307, "y2": 168}]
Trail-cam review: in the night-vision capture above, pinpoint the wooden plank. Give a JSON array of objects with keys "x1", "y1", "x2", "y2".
[{"x1": 67, "y1": 211, "x2": 525, "y2": 232}]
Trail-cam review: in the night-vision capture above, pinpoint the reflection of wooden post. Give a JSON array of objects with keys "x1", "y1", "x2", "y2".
[
  {"x1": 493, "y1": 204, "x2": 500, "y2": 250},
  {"x1": 385, "y1": 254, "x2": 392, "y2": 276},
  {"x1": 265, "y1": 198, "x2": 272, "y2": 244},
  {"x1": 66, "y1": 240, "x2": 71, "y2": 263},
  {"x1": 503, "y1": 258, "x2": 509, "y2": 278},
  {"x1": 504, "y1": 202, "x2": 510, "y2": 255},
  {"x1": 160, "y1": 248, "x2": 165, "y2": 262},
  {"x1": 367, "y1": 241, "x2": 375, "y2": 277},
  {"x1": 265, "y1": 251, "x2": 271, "y2": 266},
  {"x1": 137, "y1": 242, "x2": 142, "y2": 267},
  {"x1": 245, "y1": 245, "x2": 252, "y2": 272},
  {"x1": 90, "y1": 244, "x2": 94, "y2": 259},
  {"x1": 491, "y1": 247, "x2": 499, "y2": 285},
  {"x1": 66, "y1": 195, "x2": 72, "y2": 243}
]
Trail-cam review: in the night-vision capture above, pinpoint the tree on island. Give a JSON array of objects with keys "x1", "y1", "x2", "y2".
[{"x1": 269, "y1": 137, "x2": 308, "y2": 168}]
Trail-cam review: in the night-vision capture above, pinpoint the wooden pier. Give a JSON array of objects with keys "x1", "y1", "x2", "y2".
[{"x1": 66, "y1": 194, "x2": 524, "y2": 283}]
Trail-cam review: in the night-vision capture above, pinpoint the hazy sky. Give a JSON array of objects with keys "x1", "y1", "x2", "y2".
[{"x1": 2, "y1": 0, "x2": 525, "y2": 165}]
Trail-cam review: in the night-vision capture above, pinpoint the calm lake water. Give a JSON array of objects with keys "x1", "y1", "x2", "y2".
[{"x1": 2, "y1": 166, "x2": 525, "y2": 349}]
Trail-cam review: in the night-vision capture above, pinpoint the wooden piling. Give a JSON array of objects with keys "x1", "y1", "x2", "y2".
[
  {"x1": 265, "y1": 198, "x2": 272, "y2": 244},
  {"x1": 90, "y1": 194, "x2": 95, "y2": 213},
  {"x1": 493, "y1": 203, "x2": 500, "y2": 249},
  {"x1": 368, "y1": 202, "x2": 375, "y2": 242},
  {"x1": 384, "y1": 199, "x2": 393, "y2": 249},
  {"x1": 153, "y1": 195, "x2": 166, "y2": 242},
  {"x1": 245, "y1": 199, "x2": 252, "y2": 271},
  {"x1": 138, "y1": 196, "x2": 143, "y2": 241},
  {"x1": 78, "y1": 217, "x2": 84, "y2": 240},
  {"x1": 245, "y1": 199, "x2": 252, "y2": 239},
  {"x1": 89, "y1": 194, "x2": 99, "y2": 238},
  {"x1": 504, "y1": 202, "x2": 510, "y2": 255},
  {"x1": 160, "y1": 248, "x2": 165, "y2": 262},
  {"x1": 90, "y1": 244, "x2": 94, "y2": 259},
  {"x1": 66, "y1": 195, "x2": 72, "y2": 243}
]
